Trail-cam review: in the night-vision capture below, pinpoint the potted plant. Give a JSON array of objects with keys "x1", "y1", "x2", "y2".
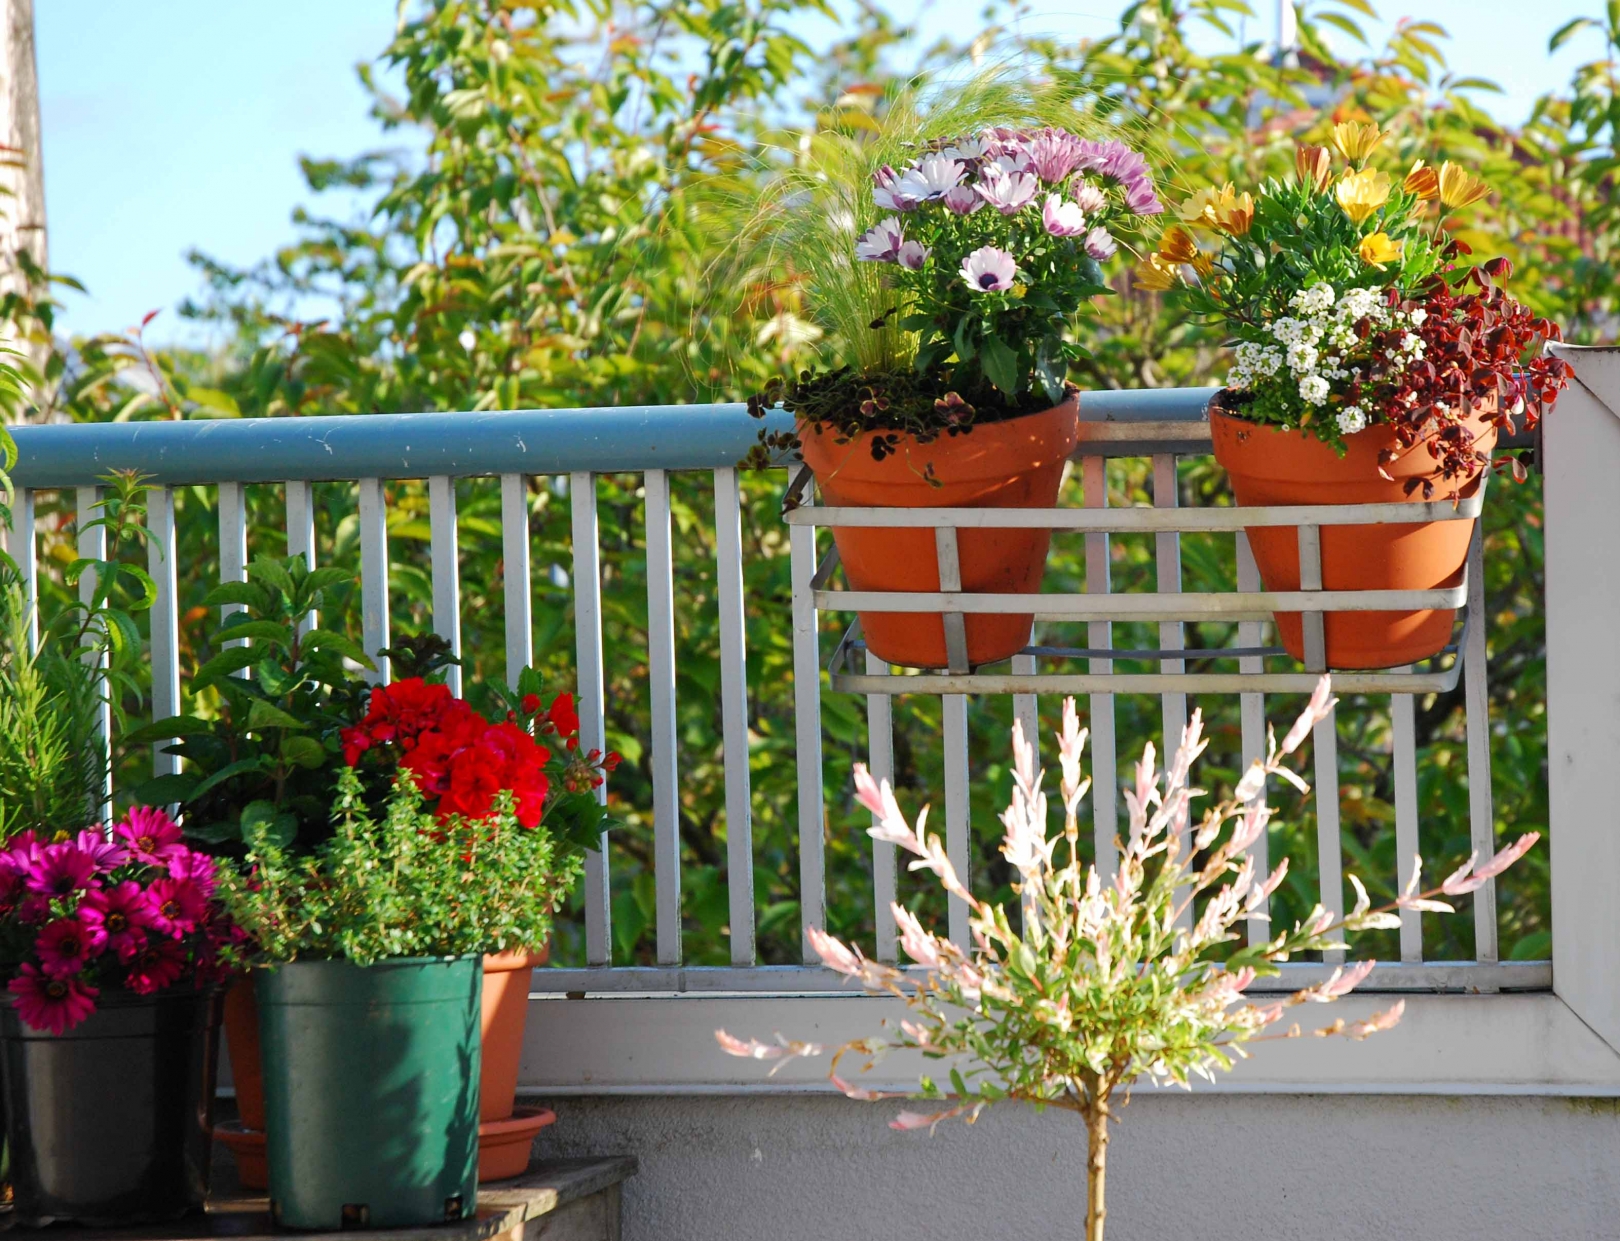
[
  {"x1": 719, "y1": 678, "x2": 1539, "y2": 1240},
  {"x1": 1144, "y1": 125, "x2": 1571, "y2": 668},
  {"x1": 744, "y1": 77, "x2": 1163, "y2": 668},
  {"x1": 0, "y1": 477, "x2": 234, "y2": 1227},
  {"x1": 218, "y1": 755, "x2": 584, "y2": 1228},
  {"x1": 340, "y1": 668, "x2": 618, "y2": 1181}
]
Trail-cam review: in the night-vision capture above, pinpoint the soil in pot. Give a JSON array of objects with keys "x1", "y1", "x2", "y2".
[
  {"x1": 0, "y1": 988, "x2": 221, "y2": 1227},
  {"x1": 798, "y1": 395, "x2": 1080, "y2": 670},
  {"x1": 257, "y1": 956, "x2": 481, "y2": 1230},
  {"x1": 1210, "y1": 403, "x2": 1497, "y2": 670}
]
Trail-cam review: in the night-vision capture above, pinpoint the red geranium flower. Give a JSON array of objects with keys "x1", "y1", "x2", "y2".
[{"x1": 545, "y1": 692, "x2": 581, "y2": 748}]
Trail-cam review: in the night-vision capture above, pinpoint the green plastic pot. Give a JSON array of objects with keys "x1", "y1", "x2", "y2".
[{"x1": 257, "y1": 957, "x2": 481, "y2": 1230}]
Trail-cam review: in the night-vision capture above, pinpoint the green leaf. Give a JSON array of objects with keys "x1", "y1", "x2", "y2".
[
  {"x1": 184, "y1": 818, "x2": 244, "y2": 845},
  {"x1": 245, "y1": 699, "x2": 308, "y2": 731},
  {"x1": 129, "y1": 773, "x2": 200, "y2": 805},
  {"x1": 1549, "y1": 16, "x2": 1596, "y2": 50},
  {"x1": 191, "y1": 646, "x2": 261, "y2": 690},
  {"x1": 189, "y1": 756, "x2": 268, "y2": 802},
  {"x1": 297, "y1": 567, "x2": 355, "y2": 609},
  {"x1": 979, "y1": 334, "x2": 1018, "y2": 397},
  {"x1": 280, "y1": 735, "x2": 327, "y2": 769},
  {"x1": 241, "y1": 799, "x2": 297, "y2": 850},
  {"x1": 300, "y1": 628, "x2": 373, "y2": 667},
  {"x1": 121, "y1": 715, "x2": 217, "y2": 747},
  {"x1": 247, "y1": 556, "x2": 297, "y2": 601},
  {"x1": 211, "y1": 618, "x2": 293, "y2": 647},
  {"x1": 202, "y1": 581, "x2": 268, "y2": 612}
]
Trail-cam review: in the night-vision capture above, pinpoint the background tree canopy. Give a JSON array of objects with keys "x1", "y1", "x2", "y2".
[{"x1": 4, "y1": 0, "x2": 1616, "y2": 966}]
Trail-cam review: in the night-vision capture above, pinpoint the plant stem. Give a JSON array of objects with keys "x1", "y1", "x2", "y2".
[{"x1": 1085, "y1": 1099, "x2": 1110, "y2": 1241}]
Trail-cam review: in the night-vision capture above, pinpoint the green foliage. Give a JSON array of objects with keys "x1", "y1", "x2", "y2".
[
  {"x1": 220, "y1": 767, "x2": 582, "y2": 964},
  {"x1": 128, "y1": 554, "x2": 375, "y2": 852}
]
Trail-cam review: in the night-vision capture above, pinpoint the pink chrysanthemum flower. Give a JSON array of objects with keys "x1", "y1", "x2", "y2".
[
  {"x1": 114, "y1": 807, "x2": 186, "y2": 867},
  {"x1": 125, "y1": 938, "x2": 187, "y2": 996},
  {"x1": 146, "y1": 876, "x2": 210, "y2": 938},
  {"x1": 25, "y1": 842, "x2": 99, "y2": 898},
  {"x1": 9, "y1": 963, "x2": 99, "y2": 1034},
  {"x1": 35, "y1": 916, "x2": 104, "y2": 979},
  {"x1": 79, "y1": 881, "x2": 156, "y2": 963}
]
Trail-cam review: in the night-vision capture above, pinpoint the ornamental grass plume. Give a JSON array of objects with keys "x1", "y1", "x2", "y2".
[{"x1": 717, "y1": 678, "x2": 1539, "y2": 1241}]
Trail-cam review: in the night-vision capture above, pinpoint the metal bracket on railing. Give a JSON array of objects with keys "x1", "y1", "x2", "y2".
[{"x1": 786, "y1": 487, "x2": 1484, "y2": 697}]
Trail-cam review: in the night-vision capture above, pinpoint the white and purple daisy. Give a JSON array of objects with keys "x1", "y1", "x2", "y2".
[
  {"x1": 872, "y1": 166, "x2": 916, "y2": 213},
  {"x1": 976, "y1": 170, "x2": 1039, "y2": 215},
  {"x1": 1027, "y1": 129, "x2": 1084, "y2": 184},
  {"x1": 894, "y1": 155, "x2": 965, "y2": 203},
  {"x1": 1084, "y1": 226, "x2": 1117, "y2": 261},
  {"x1": 897, "y1": 240, "x2": 931, "y2": 271},
  {"x1": 1041, "y1": 194, "x2": 1088, "y2": 237},
  {"x1": 855, "y1": 217, "x2": 906, "y2": 263},
  {"x1": 960, "y1": 246, "x2": 1018, "y2": 293},
  {"x1": 941, "y1": 186, "x2": 982, "y2": 215}
]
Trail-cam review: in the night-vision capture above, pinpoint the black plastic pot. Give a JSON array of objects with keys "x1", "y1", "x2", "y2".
[{"x1": 0, "y1": 988, "x2": 221, "y2": 1226}]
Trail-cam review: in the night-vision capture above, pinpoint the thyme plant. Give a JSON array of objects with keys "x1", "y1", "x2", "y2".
[{"x1": 719, "y1": 680, "x2": 1538, "y2": 1241}]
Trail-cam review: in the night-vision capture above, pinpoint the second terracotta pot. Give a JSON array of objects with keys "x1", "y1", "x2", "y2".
[
  {"x1": 798, "y1": 396, "x2": 1080, "y2": 669},
  {"x1": 1210, "y1": 403, "x2": 1498, "y2": 670}
]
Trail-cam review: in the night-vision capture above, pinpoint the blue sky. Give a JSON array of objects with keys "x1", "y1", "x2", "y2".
[{"x1": 36, "y1": 0, "x2": 1612, "y2": 342}]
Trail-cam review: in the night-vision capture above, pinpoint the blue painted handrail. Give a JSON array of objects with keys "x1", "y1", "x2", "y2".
[{"x1": 6, "y1": 388, "x2": 1221, "y2": 489}]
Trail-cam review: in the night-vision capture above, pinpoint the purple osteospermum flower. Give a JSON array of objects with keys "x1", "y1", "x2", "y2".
[
  {"x1": 1027, "y1": 129, "x2": 1083, "y2": 183},
  {"x1": 74, "y1": 829, "x2": 129, "y2": 874},
  {"x1": 1072, "y1": 183, "x2": 1107, "y2": 214},
  {"x1": 146, "y1": 876, "x2": 210, "y2": 938},
  {"x1": 167, "y1": 848, "x2": 219, "y2": 896},
  {"x1": 940, "y1": 186, "x2": 981, "y2": 215},
  {"x1": 114, "y1": 806, "x2": 186, "y2": 867},
  {"x1": 855, "y1": 217, "x2": 906, "y2": 264},
  {"x1": 125, "y1": 938, "x2": 187, "y2": 996},
  {"x1": 897, "y1": 240, "x2": 930, "y2": 271},
  {"x1": 1125, "y1": 180, "x2": 1164, "y2": 216},
  {"x1": 872, "y1": 166, "x2": 916, "y2": 213},
  {"x1": 80, "y1": 881, "x2": 157, "y2": 963},
  {"x1": 9, "y1": 964, "x2": 98, "y2": 1035},
  {"x1": 26, "y1": 842, "x2": 99, "y2": 899},
  {"x1": 36, "y1": 916, "x2": 104, "y2": 979},
  {"x1": 976, "y1": 171, "x2": 1039, "y2": 215},
  {"x1": 1042, "y1": 195, "x2": 1088, "y2": 238},
  {"x1": 17, "y1": 894, "x2": 52, "y2": 925},
  {"x1": 960, "y1": 246, "x2": 1018, "y2": 293},
  {"x1": 1085, "y1": 227, "x2": 1118, "y2": 261},
  {"x1": 895, "y1": 155, "x2": 964, "y2": 203},
  {"x1": 1073, "y1": 139, "x2": 1163, "y2": 215}
]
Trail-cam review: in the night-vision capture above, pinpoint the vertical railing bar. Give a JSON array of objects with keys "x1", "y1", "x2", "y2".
[
  {"x1": 865, "y1": 647, "x2": 898, "y2": 963},
  {"x1": 286, "y1": 479, "x2": 317, "y2": 636},
  {"x1": 1153, "y1": 454, "x2": 1189, "y2": 930},
  {"x1": 645, "y1": 469, "x2": 683, "y2": 967},
  {"x1": 570, "y1": 471, "x2": 612, "y2": 966},
  {"x1": 76, "y1": 486, "x2": 111, "y2": 825},
  {"x1": 501, "y1": 473, "x2": 534, "y2": 687},
  {"x1": 356, "y1": 479, "x2": 390, "y2": 685},
  {"x1": 935, "y1": 526, "x2": 969, "y2": 674},
  {"x1": 1314, "y1": 703, "x2": 1345, "y2": 965},
  {"x1": 427, "y1": 476, "x2": 463, "y2": 698},
  {"x1": 1462, "y1": 524, "x2": 1499, "y2": 965},
  {"x1": 218, "y1": 482, "x2": 248, "y2": 658},
  {"x1": 1236, "y1": 534, "x2": 1269, "y2": 946},
  {"x1": 713, "y1": 468, "x2": 757, "y2": 967},
  {"x1": 1011, "y1": 650, "x2": 1039, "y2": 934},
  {"x1": 1392, "y1": 667, "x2": 1423, "y2": 963},
  {"x1": 11, "y1": 487, "x2": 37, "y2": 652},
  {"x1": 1298, "y1": 524, "x2": 1326, "y2": 673},
  {"x1": 943, "y1": 692, "x2": 972, "y2": 949},
  {"x1": 146, "y1": 487, "x2": 181, "y2": 779},
  {"x1": 789, "y1": 482, "x2": 826, "y2": 963},
  {"x1": 1083, "y1": 457, "x2": 1118, "y2": 880}
]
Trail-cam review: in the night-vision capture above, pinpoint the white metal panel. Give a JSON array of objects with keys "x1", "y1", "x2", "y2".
[
  {"x1": 76, "y1": 486, "x2": 110, "y2": 824},
  {"x1": 1313, "y1": 702, "x2": 1344, "y2": 965},
  {"x1": 1298, "y1": 524, "x2": 1326, "y2": 672},
  {"x1": 501, "y1": 473, "x2": 534, "y2": 687},
  {"x1": 146, "y1": 487, "x2": 181, "y2": 778},
  {"x1": 1392, "y1": 671, "x2": 1422, "y2": 963},
  {"x1": 218, "y1": 482, "x2": 248, "y2": 654},
  {"x1": 10, "y1": 488, "x2": 36, "y2": 652},
  {"x1": 865, "y1": 648, "x2": 897, "y2": 963},
  {"x1": 356, "y1": 478, "x2": 390, "y2": 685},
  {"x1": 713, "y1": 468, "x2": 756, "y2": 966},
  {"x1": 788, "y1": 485, "x2": 825, "y2": 963},
  {"x1": 942, "y1": 692, "x2": 972, "y2": 949},
  {"x1": 570, "y1": 471, "x2": 613, "y2": 966},
  {"x1": 1462, "y1": 524, "x2": 1498, "y2": 964},
  {"x1": 1237, "y1": 534, "x2": 1268, "y2": 946},
  {"x1": 1153, "y1": 454, "x2": 1188, "y2": 755},
  {"x1": 1083, "y1": 456, "x2": 1117, "y2": 877},
  {"x1": 1011, "y1": 650, "x2": 1039, "y2": 935},
  {"x1": 428, "y1": 475, "x2": 463, "y2": 697},
  {"x1": 644, "y1": 469, "x2": 682, "y2": 967},
  {"x1": 286, "y1": 479, "x2": 316, "y2": 635}
]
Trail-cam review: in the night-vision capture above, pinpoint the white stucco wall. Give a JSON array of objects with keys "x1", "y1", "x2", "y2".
[{"x1": 528, "y1": 1091, "x2": 1620, "y2": 1241}]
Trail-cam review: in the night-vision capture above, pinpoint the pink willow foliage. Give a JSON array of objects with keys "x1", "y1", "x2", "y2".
[{"x1": 717, "y1": 676, "x2": 1538, "y2": 1132}]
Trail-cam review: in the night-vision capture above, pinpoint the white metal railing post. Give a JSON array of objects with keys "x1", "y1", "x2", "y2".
[
  {"x1": 1462, "y1": 523, "x2": 1498, "y2": 965},
  {"x1": 76, "y1": 486, "x2": 111, "y2": 824},
  {"x1": 645, "y1": 469, "x2": 683, "y2": 966},
  {"x1": 1236, "y1": 534, "x2": 1269, "y2": 946},
  {"x1": 713, "y1": 468, "x2": 757, "y2": 966},
  {"x1": 571, "y1": 471, "x2": 613, "y2": 966},
  {"x1": 428, "y1": 476, "x2": 463, "y2": 697},
  {"x1": 357, "y1": 478, "x2": 390, "y2": 685},
  {"x1": 1083, "y1": 456, "x2": 1118, "y2": 876},
  {"x1": 865, "y1": 646, "x2": 898, "y2": 962},
  {"x1": 146, "y1": 487, "x2": 182, "y2": 779},
  {"x1": 501, "y1": 473, "x2": 534, "y2": 687},
  {"x1": 789, "y1": 483, "x2": 825, "y2": 962},
  {"x1": 286, "y1": 479, "x2": 317, "y2": 636},
  {"x1": 10, "y1": 487, "x2": 37, "y2": 652}
]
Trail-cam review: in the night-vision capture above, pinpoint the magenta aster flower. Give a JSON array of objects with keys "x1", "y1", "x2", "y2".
[
  {"x1": 960, "y1": 246, "x2": 1018, "y2": 293},
  {"x1": 74, "y1": 829, "x2": 129, "y2": 874},
  {"x1": 125, "y1": 938, "x2": 187, "y2": 996},
  {"x1": 36, "y1": 916, "x2": 104, "y2": 979},
  {"x1": 25, "y1": 842, "x2": 99, "y2": 898},
  {"x1": 9, "y1": 963, "x2": 99, "y2": 1034},
  {"x1": 0, "y1": 831, "x2": 42, "y2": 874},
  {"x1": 854, "y1": 216, "x2": 906, "y2": 264},
  {"x1": 80, "y1": 881, "x2": 156, "y2": 963},
  {"x1": 975, "y1": 170, "x2": 1039, "y2": 215},
  {"x1": 16, "y1": 894, "x2": 52, "y2": 925},
  {"x1": 1041, "y1": 194, "x2": 1088, "y2": 238},
  {"x1": 146, "y1": 876, "x2": 210, "y2": 938},
  {"x1": 167, "y1": 848, "x2": 219, "y2": 896},
  {"x1": 114, "y1": 806, "x2": 186, "y2": 867}
]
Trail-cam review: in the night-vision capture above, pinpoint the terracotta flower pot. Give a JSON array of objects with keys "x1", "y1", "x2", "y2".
[
  {"x1": 1210, "y1": 403, "x2": 1498, "y2": 670},
  {"x1": 216, "y1": 975, "x2": 269, "y2": 1190},
  {"x1": 477, "y1": 946, "x2": 551, "y2": 1182},
  {"x1": 798, "y1": 395, "x2": 1081, "y2": 669}
]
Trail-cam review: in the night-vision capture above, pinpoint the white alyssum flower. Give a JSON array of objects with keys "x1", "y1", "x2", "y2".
[
  {"x1": 1299, "y1": 375, "x2": 1331, "y2": 406},
  {"x1": 1337, "y1": 405, "x2": 1369, "y2": 434}
]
